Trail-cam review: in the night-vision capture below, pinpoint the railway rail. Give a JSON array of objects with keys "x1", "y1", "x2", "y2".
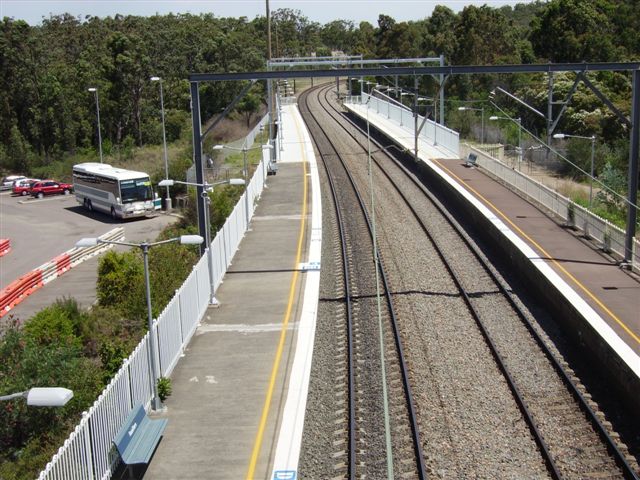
[
  {"x1": 298, "y1": 82, "x2": 639, "y2": 479},
  {"x1": 299, "y1": 84, "x2": 427, "y2": 479}
]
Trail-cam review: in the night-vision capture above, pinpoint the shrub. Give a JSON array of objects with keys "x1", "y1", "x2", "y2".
[{"x1": 157, "y1": 377, "x2": 172, "y2": 402}]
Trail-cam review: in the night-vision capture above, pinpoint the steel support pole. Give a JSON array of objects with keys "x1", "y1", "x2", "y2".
[
  {"x1": 143, "y1": 244, "x2": 161, "y2": 411},
  {"x1": 589, "y1": 137, "x2": 595, "y2": 209},
  {"x1": 439, "y1": 54, "x2": 445, "y2": 125},
  {"x1": 158, "y1": 80, "x2": 172, "y2": 211},
  {"x1": 624, "y1": 69, "x2": 639, "y2": 265},
  {"x1": 243, "y1": 148, "x2": 250, "y2": 228},
  {"x1": 414, "y1": 76, "x2": 419, "y2": 162},
  {"x1": 94, "y1": 90, "x2": 103, "y2": 163},
  {"x1": 202, "y1": 191, "x2": 218, "y2": 305},
  {"x1": 190, "y1": 82, "x2": 207, "y2": 258}
]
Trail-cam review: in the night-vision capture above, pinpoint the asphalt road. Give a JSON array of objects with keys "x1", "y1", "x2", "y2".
[{"x1": 0, "y1": 190, "x2": 178, "y2": 323}]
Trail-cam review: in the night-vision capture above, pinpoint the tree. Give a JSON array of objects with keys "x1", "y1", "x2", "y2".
[{"x1": 529, "y1": 0, "x2": 620, "y2": 62}]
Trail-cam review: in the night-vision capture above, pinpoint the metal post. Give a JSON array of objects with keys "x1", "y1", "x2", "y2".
[
  {"x1": 414, "y1": 77, "x2": 419, "y2": 162},
  {"x1": 158, "y1": 79, "x2": 171, "y2": 211},
  {"x1": 439, "y1": 54, "x2": 445, "y2": 125},
  {"x1": 202, "y1": 190, "x2": 218, "y2": 305},
  {"x1": 481, "y1": 106, "x2": 485, "y2": 144},
  {"x1": 190, "y1": 82, "x2": 207, "y2": 257},
  {"x1": 589, "y1": 136, "x2": 595, "y2": 208},
  {"x1": 625, "y1": 69, "x2": 639, "y2": 265},
  {"x1": 547, "y1": 72, "x2": 554, "y2": 160},
  {"x1": 243, "y1": 148, "x2": 250, "y2": 228},
  {"x1": 89, "y1": 88, "x2": 103, "y2": 163},
  {"x1": 518, "y1": 118, "x2": 522, "y2": 169},
  {"x1": 142, "y1": 244, "x2": 161, "y2": 411}
]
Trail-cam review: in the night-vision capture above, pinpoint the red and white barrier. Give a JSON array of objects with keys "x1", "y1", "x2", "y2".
[
  {"x1": 0, "y1": 227, "x2": 124, "y2": 317},
  {"x1": 0, "y1": 238, "x2": 10, "y2": 257}
]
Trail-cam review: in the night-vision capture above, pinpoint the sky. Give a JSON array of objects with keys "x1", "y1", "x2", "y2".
[{"x1": 1, "y1": 0, "x2": 528, "y2": 26}]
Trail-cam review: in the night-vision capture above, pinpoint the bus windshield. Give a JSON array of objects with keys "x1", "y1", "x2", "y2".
[{"x1": 120, "y1": 178, "x2": 152, "y2": 203}]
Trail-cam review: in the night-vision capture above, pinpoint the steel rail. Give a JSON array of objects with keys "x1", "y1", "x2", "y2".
[
  {"x1": 297, "y1": 86, "x2": 357, "y2": 479},
  {"x1": 303, "y1": 83, "x2": 428, "y2": 480},
  {"x1": 326, "y1": 92, "x2": 639, "y2": 479}
]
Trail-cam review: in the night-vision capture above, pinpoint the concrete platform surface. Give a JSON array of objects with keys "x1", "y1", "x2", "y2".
[{"x1": 145, "y1": 103, "x2": 318, "y2": 480}]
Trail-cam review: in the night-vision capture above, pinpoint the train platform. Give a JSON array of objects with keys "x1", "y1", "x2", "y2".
[
  {"x1": 144, "y1": 103, "x2": 321, "y2": 480},
  {"x1": 344, "y1": 100, "x2": 640, "y2": 394}
]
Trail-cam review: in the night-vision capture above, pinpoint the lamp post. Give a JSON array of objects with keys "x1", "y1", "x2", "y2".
[
  {"x1": 490, "y1": 115, "x2": 522, "y2": 168},
  {"x1": 458, "y1": 106, "x2": 485, "y2": 144},
  {"x1": 1, "y1": 387, "x2": 73, "y2": 407},
  {"x1": 554, "y1": 133, "x2": 596, "y2": 208},
  {"x1": 76, "y1": 235, "x2": 203, "y2": 411},
  {"x1": 212, "y1": 144, "x2": 271, "y2": 229},
  {"x1": 159, "y1": 178, "x2": 244, "y2": 307},
  {"x1": 150, "y1": 76, "x2": 171, "y2": 211},
  {"x1": 88, "y1": 87, "x2": 103, "y2": 163}
]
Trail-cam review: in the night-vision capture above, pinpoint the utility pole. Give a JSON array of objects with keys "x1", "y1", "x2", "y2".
[{"x1": 266, "y1": 0, "x2": 275, "y2": 165}]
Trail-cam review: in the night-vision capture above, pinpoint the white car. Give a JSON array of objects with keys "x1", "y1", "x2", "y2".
[{"x1": 1, "y1": 175, "x2": 26, "y2": 191}]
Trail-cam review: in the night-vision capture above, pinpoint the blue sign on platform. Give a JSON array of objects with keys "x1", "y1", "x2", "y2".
[{"x1": 273, "y1": 470, "x2": 296, "y2": 480}]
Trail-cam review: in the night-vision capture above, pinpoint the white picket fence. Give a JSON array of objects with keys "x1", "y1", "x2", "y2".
[
  {"x1": 37, "y1": 137, "x2": 271, "y2": 480},
  {"x1": 461, "y1": 143, "x2": 639, "y2": 273},
  {"x1": 352, "y1": 92, "x2": 460, "y2": 157}
]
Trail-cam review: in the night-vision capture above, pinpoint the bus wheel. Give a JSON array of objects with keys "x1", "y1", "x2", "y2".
[{"x1": 111, "y1": 207, "x2": 117, "y2": 219}]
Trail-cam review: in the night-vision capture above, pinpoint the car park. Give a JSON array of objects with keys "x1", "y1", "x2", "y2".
[
  {"x1": 30, "y1": 180, "x2": 73, "y2": 198},
  {"x1": 12, "y1": 178, "x2": 40, "y2": 196},
  {"x1": 1, "y1": 175, "x2": 26, "y2": 191}
]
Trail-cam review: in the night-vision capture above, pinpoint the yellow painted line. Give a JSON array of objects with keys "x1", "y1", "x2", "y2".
[
  {"x1": 246, "y1": 108, "x2": 309, "y2": 479},
  {"x1": 432, "y1": 158, "x2": 640, "y2": 346}
]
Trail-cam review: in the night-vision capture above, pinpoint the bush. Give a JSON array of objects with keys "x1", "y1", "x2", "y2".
[
  {"x1": 97, "y1": 249, "x2": 146, "y2": 321},
  {"x1": 157, "y1": 377, "x2": 172, "y2": 402}
]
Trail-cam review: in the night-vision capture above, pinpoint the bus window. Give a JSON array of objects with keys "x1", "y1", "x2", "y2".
[{"x1": 120, "y1": 178, "x2": 152, "y2": 203}]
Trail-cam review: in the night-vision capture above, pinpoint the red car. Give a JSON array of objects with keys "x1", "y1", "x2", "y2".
[
  {"x1": 30, "y1": 180, "x2": 73, "y2": 199},
  {"x1": 12, "y1": 178, "x2": 40, "y2": 196}
]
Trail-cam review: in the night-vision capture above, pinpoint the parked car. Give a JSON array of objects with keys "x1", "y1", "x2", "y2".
[
  {"x1": 30, "y1": 180, "x2": 73, "y2": 199},
  {"x1": 12, "y1": 178, "x2": 40, "y2": 196},
  {"x1": 1, "y1": 175, "x2": 26, "y2": 191}
]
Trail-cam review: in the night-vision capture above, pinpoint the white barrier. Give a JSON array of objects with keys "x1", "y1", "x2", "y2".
[
  {"x1": 352, "y1": 93, "x2": 460, "y2": 157},
  {"x1": 38, "y1": 148, "x2": 269, "y2": 479},
  {"x1": 461, "y1": 143, "x2": 639, "y2": 273}
]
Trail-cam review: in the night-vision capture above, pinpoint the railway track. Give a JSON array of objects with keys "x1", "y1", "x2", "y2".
[
  {"x1": 298, "y1": 82, "x2": 639, "y2": 479},
  {"x1": 299, "y1": 85, "x2": 426, "y2": 479}
]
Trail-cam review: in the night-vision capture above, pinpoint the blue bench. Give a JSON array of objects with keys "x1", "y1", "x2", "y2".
[
  {"x1": 465, "y1": 152, "x2": 478, "y2": 167},
  {"x1": 113, "y1": 403, "x2": 167, "y2": 478}
]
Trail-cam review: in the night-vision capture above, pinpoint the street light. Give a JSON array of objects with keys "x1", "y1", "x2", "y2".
[
  {"x1": 159, "y1": 178, "x2": 244, "y2": 308},
  {"x1": 1, "y1": 387, "x2": 73, "y2": 407},
  {"x1": 212, "y1": 144, "x2": 270, "y2": 228},
  {"x1": 150, "y1": 76, "x2": 171, "y2": 211},
  {"x1": 88, "y1": 87, "x2": 103, "y2": 163},
  {"x1": 554, "y1": 132, "x2": 597, "y2": 208},
  {"x1": 75, "y1": 234, "x2": 203, "y2": 411},
  {"x1": 490, "y1": 115, "x2": 522, "y2": 167},
  {"x1": 458, "y1": 106, "x2": 485, "y2": 144}
]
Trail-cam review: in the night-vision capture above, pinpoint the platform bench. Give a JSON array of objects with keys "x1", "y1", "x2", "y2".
[
  {"x1": 113, "y1": 403, "x2": 167, "y2": 478},
  {"x1": 465, "y1": 152, "x2": 478, "y2": 167}
]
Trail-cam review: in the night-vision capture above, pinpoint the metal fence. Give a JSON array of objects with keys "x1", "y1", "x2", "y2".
[
  {"x1": 37, "y1": 131, "x2": 270, "y2": 480},
  {"x1": 356, "y1": 92, "x2": 460, "y2": 156},
  {"x1": 461, "y1": 143, "x2": 639, "y2": 273}
]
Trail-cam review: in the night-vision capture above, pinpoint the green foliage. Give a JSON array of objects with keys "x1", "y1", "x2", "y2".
[
  {"x1": 0, "y1": 318, "x2": 103, "y2": 480},
  {"x1": 99, "y1": 339, "x2": 129, "y2": 383},
  {"x1": 97, "y1": 249, "x2": 145, "y2": 320},
  {"x1": 595, "y1": 162, "x2": 628, "y2": 213},
  {"x1": 22, "y1": 298, "x2": 83, "y2": 348},
  {"x1": 157, "y1": 377, "x2": 172, "y2": 402}
]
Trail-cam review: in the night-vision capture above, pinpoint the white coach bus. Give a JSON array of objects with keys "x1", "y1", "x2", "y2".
[{"x1": 72, "y1": 163, "x2": 156, "y2": 219}]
